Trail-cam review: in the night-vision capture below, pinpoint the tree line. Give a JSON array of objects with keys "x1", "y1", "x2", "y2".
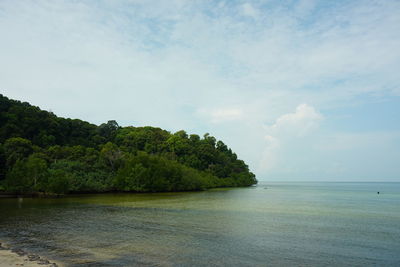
[{"x1": 0, "y1": 94, "x2": 257, "y2": 194}]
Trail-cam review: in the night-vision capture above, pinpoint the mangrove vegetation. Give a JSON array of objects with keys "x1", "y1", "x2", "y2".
[{"x1": 0, "y1": 94, "x2": 257, "y2": 194}]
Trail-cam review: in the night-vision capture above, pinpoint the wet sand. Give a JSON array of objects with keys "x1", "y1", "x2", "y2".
[{"x1": 0, "y1": 243, "x2": 62, "y2": 267}]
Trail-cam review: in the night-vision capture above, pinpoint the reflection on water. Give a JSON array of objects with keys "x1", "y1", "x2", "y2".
[{"x1": 1, "y1": 182, "x2": 400, "y2": 266}]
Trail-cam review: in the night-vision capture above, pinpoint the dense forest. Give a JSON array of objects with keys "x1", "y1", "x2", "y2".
[{"x1": 0, "y1": 94, "x2": 256, "y2": 194}]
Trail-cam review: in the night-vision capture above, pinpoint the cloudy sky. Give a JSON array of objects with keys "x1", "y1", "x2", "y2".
[{"x1": 1, "y1": 0, "x2": 399, "y2": 181}]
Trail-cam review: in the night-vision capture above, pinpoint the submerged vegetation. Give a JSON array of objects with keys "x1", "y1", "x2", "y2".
[{"x1": 0, "y1": 94, "x2": 256, "y2": 194}]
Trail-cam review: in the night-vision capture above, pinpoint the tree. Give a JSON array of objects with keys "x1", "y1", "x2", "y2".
[
  {"x1": 25, "y1": 153, "x2": 47, "y2": 189},
  {"x1": 114, "y1": 162, "x2": 147, "y2": 191},
  {"x1": 46, "y1": 168, "x2": 70, "y2": 194},
  {"x1": 5, "y1": 160, "x2": 31, "y2": 193},
  {"x1": 98, "y1": 120, "x2": 119, "y2": 141},
  {"x1": 3, "y1": 137, "x2": 33, "y2": 168},
  {"x1": 0, "y1": 143, "x2": 6, "y2": 180},
  {"x1": 100, "y1": 142, "x2": 123, "y2": 171},
  {"x1": 0, "y1": 94, "x2": 257, "y2": 194}
]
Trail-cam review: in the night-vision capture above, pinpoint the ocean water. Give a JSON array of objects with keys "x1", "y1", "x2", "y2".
[{"x1": 0, "y1": 182, "x2": 399, "y2": 266}]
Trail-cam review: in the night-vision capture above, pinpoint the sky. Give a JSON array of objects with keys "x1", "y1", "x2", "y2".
[{"x1": 0, "y1": 0, "x2": 399, "y2": 181}]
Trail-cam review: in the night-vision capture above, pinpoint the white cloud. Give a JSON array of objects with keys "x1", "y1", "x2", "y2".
[
  {"x1": 267, "y1": 104, "x2": 323, "y2": 137},
  {"x1": 211, "y1": 108, "x2": 243, "y2": 123},
  {"x1": 259, "y1": 134, "x2": 280, "y2": 171},
  {"x1": 197, "y1": 107, "x2": 244, "y2": 124},
  {"x1": 258, "y1": 104, "x2": 323, "y2": 172},
  {"x1": 241, "y1": 3, "x2": 259, "y2": 19}
]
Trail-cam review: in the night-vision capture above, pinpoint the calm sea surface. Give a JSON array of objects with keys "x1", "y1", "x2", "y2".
[{"x1": 0, "y1": 182, "x2": 399, "y2": 266}]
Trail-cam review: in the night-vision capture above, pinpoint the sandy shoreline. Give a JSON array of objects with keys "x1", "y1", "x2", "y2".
[{"x1": 0, "y1": 242, "x2": 63, "y2": 267}]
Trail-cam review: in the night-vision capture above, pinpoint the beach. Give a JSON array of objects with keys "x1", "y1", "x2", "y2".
[{"x1": 0, "y1": 243, "x2": 61, "y2": 267}]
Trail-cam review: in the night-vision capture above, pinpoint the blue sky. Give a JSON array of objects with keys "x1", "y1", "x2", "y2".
[{"x1": 1, "y1": 0, "x2": 399, "y2": 181}]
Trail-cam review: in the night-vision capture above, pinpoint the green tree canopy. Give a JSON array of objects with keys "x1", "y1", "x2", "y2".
[{"x1": 0, "y1": 94, "x2": 257, "y2": 194}]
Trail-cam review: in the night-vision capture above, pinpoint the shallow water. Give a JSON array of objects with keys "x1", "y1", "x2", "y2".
[{"x1": 0, "y1": 182, "x2": 399, "y2": 266}]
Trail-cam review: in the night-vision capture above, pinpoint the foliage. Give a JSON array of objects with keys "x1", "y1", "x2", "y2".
[
  {"x1": 0, "y1": 94, "x2": 257, "y2": 194},
  {"x1": 5, "y1": 160, "x2": 32, "y2": 193},
  {"x1": 46, "y1": 168, "x2": 71, "y2": 194}
]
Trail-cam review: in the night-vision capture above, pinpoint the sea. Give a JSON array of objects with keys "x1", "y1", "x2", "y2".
[{"x1": 0, "y1": 182, "x2": 399, "y2": 266}]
